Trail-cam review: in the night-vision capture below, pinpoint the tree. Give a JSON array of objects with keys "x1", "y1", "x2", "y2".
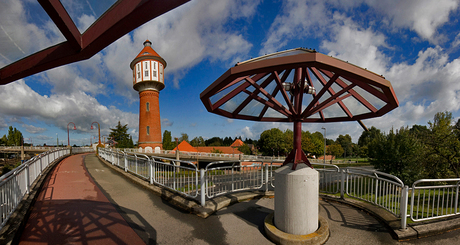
[
  {"x1": 336, "y1": 134, "x2": 352, "y2": 158},
  {"x1": 368, "y1": 127, "x2": 424, "y2": 185},
  {"x1": 327, "y1": 143, "x2": 344, "y2": 158},
  {"x1": 206, "y1": 137, "x2": 223, "y2": 146},
  {"x1": 238, "y1": 144, "x2": 252, "y2": 155},
  {"x1": 424, "y1": 111, "x2": 460, "y2": 178},
  {"x1": 223, "y1": 136, "x2": 233, "y2": 146},
  {"x1": 109, "y1": 122, "x2": 133, "y2": 148},
  {"x1": 0, "y1": 135, "x2": 6, "y2": 145},
  {"x1": 6, "y1": 126, "x2": 23, "y2": 146},
  {"x1": 358, "y1": 126, "x2": 381, "y2": 157},
  {"x1": 190, "y1": 136, "x2": 206, "y2": 147},
  {"x1": 179, "y1": 133, "x2": 189, "y2": 143},
  {"x1": 258, "y1": 128, "x2": 285, "y2": 156},
  {"x1": 162, "y1": 130, "x2": 174, "y2": 150}
]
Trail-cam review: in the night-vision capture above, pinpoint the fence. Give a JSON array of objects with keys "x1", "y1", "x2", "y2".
[
  {"x1": 0, "y1": 147, "x2": 94, "y2": 230},
  {"x1": 410, "y1": 179, "x2": 460, "y2": 222},
  {"x1": 98, "y1": 148, "x2": 460, "y2": 229}
]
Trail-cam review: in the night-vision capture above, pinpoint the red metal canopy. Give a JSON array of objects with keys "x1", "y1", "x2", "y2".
[
  {"x1": 200, "y1": 48, "x2": 399, "y2": 169},
  {"x1": 0, "y1": 0, "x2": 189, "y2": 86}
]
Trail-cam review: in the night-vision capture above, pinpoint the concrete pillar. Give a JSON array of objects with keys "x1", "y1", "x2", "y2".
[{"x1": 274, "y1": 162, "x2": 318, "y2": 235}]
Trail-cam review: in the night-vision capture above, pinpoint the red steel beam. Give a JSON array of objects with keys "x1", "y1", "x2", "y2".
[{"x1": 0, "y1": 0, "x2": 190, "y2": 85}]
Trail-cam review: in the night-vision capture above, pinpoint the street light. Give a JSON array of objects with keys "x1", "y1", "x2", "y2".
[
  {"x1": 322, "y1": 127, "x2": 326, "y2": 164},
  {"x1": 67, "y1": 122, "x2": 76, "y2": 146},
  {"x1": 91, "y1": 122, "x2": 101, "y2": 145}
]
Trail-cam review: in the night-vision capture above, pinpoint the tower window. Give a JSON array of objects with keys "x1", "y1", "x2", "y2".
[
  {"x1": 145, "y1": 70, "x2": 149, "y2": 77},
  {"x1": 147, "y1": 126, "x2": 150, "y2": 135},
  {"x1": 146, "y1": 102, "x2": 150, "y2": 111}
]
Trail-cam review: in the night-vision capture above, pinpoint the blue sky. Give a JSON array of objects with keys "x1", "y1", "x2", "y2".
[{"x1": 1, "y1": 0, "x2": 460, "y2": 146}]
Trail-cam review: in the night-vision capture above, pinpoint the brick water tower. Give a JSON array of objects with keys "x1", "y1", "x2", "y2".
[{"x1": 130, "y1": 40, "x2": 166, "y2": 151}]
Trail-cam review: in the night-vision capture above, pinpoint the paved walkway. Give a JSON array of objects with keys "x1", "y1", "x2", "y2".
[
  {"x1": 18, "y1": 154, "x2": 460, "y2": 244},
  {"x1": 18, "y1": 153, "x2": 145, "y2": 245}
]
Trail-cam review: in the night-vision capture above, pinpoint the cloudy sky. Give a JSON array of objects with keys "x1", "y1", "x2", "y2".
[{"x1": 1, "y1": 0, "x2": 460, "y2": 146}]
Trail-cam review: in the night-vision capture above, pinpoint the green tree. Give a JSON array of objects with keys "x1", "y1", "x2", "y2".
[
  {"x1": 425, "y1": 111, "x2": 460, "y2": 178},
  {"x1": 179, "y1": 133, "x2": 189, "y2": 143},
  {"x1": 223, "y1": 136, "x2": 233, "y2": 146},
  {"x1": 190, "y1": 136, "x2": 206, "y2": 147},
  {"x1": 0, "y1": 135, "x2": 6, "y2": 145},
  {"x1": 327, "y1": 143, "x2": 344, "y2": 158},
  {"x1": 237, "y1": 144, "x2": 252, "y2": 155},
  {"x1": 162, "y1": 130, "x2": 174, "y2": 150},
  {"x1": 258, "y1": 128, "x2": 285, "y2": 156},
  {"x1": 109, "y1": 122, "x2": 133, "y2": 148},
  {"x1": 6, "y1": 126, "x2": 23, "y2": 146},
  {"x1": 336, "y1": 134, "x2": 352, "y2": 158},
  {"x1": 206, "y1": 137, "x2": 223, "y2": 146},
  {"x1": 368, "y1": 127, "x2": 424, "y2": 185},
  {"x1": 358, "y1": 126, "x2": 381, "y2": 157}
]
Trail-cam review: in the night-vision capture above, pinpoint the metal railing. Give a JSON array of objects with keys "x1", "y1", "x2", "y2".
[
  {"x1": 205, "y1": 160, "x2": 265, "y2": 198},
  {"x1": 410, "y1": 179, "x2": 460, "y2": 222},
  {"x1": 98, "y1": 148, "x2": 460, "y2": 229},
  {"x1": 99, "y1": 148, "x2": 199, "y2": 198},
  {"x1": 0, "y1": 148, "x2": 72, "y2": 229}
]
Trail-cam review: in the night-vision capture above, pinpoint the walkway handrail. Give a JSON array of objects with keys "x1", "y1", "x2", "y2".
[
  {"x1": 0, "y1": 147, "x2": 71, "y2": 230},
  {"x1": 410, "y1": 178, "x2": 460, "y2": 222}
]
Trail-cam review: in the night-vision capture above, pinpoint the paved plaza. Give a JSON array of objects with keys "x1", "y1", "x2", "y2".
[{"x1": 16, "y1": 154, "x2": 460, "y2": 244}]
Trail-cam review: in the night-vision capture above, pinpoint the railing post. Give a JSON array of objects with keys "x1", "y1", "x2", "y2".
[
  {"x1": 340, "y1": 169, "x2": 345, "y2": 199},
  {"x1": 124, "y1": 153, "x2": 128, "y2": 172},
  {"x1": 265, "y1": 164, "x2": 269, "y2": 192},
  {"x1": 200, "y1": 169, "x2": 206, "y2": 206},
  {"x1": 25, "y1": 164, "x2": 30, "y2": 194},
  {"x1": 456, "y1": 182, "x2": 459, "y2": 214},
  {"x1": 150, "y1": 159, "x2": 153, "y2": 185},
  {"x1": 400, "y1": 185, "x2": 409, "y2": 229}
]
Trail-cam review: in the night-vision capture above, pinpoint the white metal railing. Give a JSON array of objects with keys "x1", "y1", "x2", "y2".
[
  {"x1": 0, "y1": 148, "x2": 72, "y2": 230},
  {"x1": 205, "y1": 160, "x2": 265, "y2": 198},
  {"x1": 99, "y1": 148, "x2": 199, "y2": 198},
  {"x1": 410, "y1": 179, "x2": 460, "y2": 222},
  {"x1": 98, "y1": 148, "x2": 460, "y2": 229}
]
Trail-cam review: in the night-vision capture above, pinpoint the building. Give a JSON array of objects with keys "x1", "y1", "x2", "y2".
[{"x1": 130, "y1": 40, "x2": 166, "y2": 152}]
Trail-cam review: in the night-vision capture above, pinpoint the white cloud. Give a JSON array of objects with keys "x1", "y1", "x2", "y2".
[
  {"x1": 162, "y1": 118, "x2": 173, "y2": 127},
  {"x1": 260, "y1": 0, "x2": 328, "y2": 55},
  {"x1": 363, "y1": 0, "x2": 459, "y2": 43},
  {"x1": 22, "y1": 124, "x2": 46, "y2": 134},
  {"x1": 0, "y1": 80, "x2": 138, "y2": 137}
]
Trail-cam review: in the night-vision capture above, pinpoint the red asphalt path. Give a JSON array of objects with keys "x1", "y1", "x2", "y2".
[{"x1": 19, "y1": 154, "x2": 145, "y2": 245}]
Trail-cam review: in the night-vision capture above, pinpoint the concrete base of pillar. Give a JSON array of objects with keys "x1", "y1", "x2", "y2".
[
  {"x1": 274, "y1": 163, "x2": 319, "y2": 235},
  {"x1": 265, "y1": 213, "x2": 329, "y2": 245}
]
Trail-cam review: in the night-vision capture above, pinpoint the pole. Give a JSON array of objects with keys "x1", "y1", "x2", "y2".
[{"x1": 322, "y1": 127, "x2": 326, "y2": 164}]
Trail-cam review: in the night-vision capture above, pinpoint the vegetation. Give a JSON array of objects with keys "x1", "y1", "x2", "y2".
[
  {"x1": 365, "y1": 111, "x2": 460, "y2": 185},
  {"x1": 109, "y1": 121, "x2": 134, "y2": 148}
]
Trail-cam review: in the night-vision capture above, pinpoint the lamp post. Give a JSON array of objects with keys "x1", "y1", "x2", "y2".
[
  {"x1": 67, "y1": 122, "x2": 76, "y2": 146},
  {"x1": 322, "y1": 127, "x2": 326, "y2": 164},
  {"x1": 91, "y1": 122, "x2": 101, "y2": 145},
  {"x1": 56, "y1": 133, "x2": 58, "y2": 147}
]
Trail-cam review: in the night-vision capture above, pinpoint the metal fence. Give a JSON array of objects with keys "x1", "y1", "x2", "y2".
[
  {"x1": 99, "y1": 148, "x2": 199, "y2": 198},
  {"x1": 410, "y1": 179, "x2": 460, "y2": 222},
  {"x1": 0, "y1": 148, "x2": 72, "y2": 230},
  {"x1": 98, "y1": 148, "x2": 460, "y2": 229}
]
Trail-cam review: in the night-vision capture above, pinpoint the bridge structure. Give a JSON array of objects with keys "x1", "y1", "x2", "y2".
[{"x1": 2, "y1": 148, "x2": 460, "y2": 244}]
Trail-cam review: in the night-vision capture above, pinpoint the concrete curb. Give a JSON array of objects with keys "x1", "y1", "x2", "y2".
[
  {"x1": 96, "y1": 155, "x2": 273, "y2": 218},
  {"x1": 0, "y1": 154, "x2": 72, "y2": 245},
  {"x1": 264, "y1": 213, "x2": 329, "y2": 245}
]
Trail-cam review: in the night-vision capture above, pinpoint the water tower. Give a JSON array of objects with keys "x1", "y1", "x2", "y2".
[{"x1": 130, "y1": 40, "x2": 166, "y2": 151}]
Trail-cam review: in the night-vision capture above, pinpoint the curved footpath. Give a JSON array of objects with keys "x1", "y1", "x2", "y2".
[
  {"x1": 18, "y1": 153, "x2": 145, "y2": 245},
  {"x1": 14, "y1": 153, "x2": 460, "y2": 244}
]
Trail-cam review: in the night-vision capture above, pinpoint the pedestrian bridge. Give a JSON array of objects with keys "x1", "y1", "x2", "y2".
[{"x1": 1, "y1": 147, "x2": 460, "y2": 244}]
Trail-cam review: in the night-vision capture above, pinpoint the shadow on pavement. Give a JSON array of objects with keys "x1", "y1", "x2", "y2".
[{"x1": 20, "y1": 199, "x2": 151, "y2": 245}]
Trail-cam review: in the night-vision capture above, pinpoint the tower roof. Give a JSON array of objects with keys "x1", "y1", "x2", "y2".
[{"x1": 130, "y1": 40, "x2": 167, "y2": 69}]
